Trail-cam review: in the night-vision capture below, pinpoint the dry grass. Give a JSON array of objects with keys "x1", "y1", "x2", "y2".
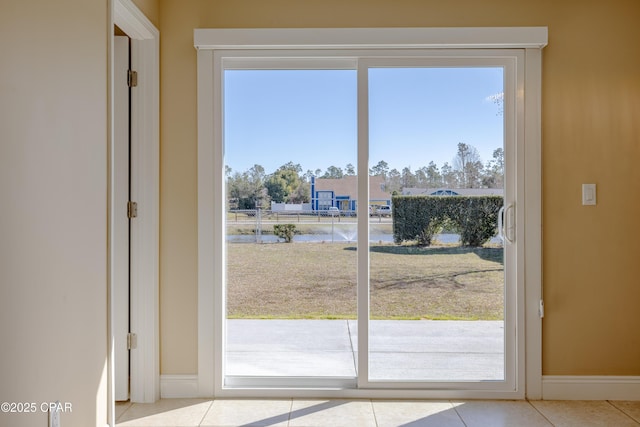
[{"x1": 227, "y1": 242, "x2": 504, "y2": 320}]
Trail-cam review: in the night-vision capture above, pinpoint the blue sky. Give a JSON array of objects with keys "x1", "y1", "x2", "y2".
[{"x1": 224, "y1": 67, "x2": 503, "y2": 175}]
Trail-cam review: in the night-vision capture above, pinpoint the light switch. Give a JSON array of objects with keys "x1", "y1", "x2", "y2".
[{"x1": 582, "y1": 183, "x2": 596, "y2": 206}]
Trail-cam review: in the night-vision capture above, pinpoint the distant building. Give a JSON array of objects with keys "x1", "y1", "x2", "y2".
[
  {"x1": 271, "y1": 202, "x2": 312, "y2": 212},
  {"x1": 402, "y1": 188, "x2": 504, "y2": 197},
  {"x1": 311, "y1": 175, "x2": 391, "y2": 211}
]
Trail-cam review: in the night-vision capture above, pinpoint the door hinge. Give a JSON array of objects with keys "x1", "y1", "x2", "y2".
[
  {"x1": 127, "y1": 333, "x2": 137, "y2": 350},
  {"x1": 127, "y1": 69, "x2": 138, "y2": 88},
  {"x1": 127, "y1": 201, "x2": 138, "y2": 219},
  {"x1": 539, "y1": 299, "x2": 545, "y2": 318}
]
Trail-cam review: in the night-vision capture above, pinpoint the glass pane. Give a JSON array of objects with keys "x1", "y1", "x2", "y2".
[
  {"x1": 223, "y1": 69, "x2": 358, "y2": 382},
  {"x1": 368, "y1": 67, "x2": 505, "y2": 381}
]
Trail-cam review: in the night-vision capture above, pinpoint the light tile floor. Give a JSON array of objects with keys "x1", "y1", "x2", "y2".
[{"x1": 116, "y1": 398, "x2": 640, "y2": 426}]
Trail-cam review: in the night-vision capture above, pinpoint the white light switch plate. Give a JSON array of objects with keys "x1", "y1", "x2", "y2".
[
  {"x1": 49, "y1": 402, "x2": 60, "y2": 427},
  {"x1": 582, "y1": 183, "x2": 596, "y2": 205}
]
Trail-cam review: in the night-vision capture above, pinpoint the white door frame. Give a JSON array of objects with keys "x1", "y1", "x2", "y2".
[
  {"x1": 195, "y1": 27, "x2": 546, "y2": 400},
  {"x1": 108, "y1": 0, "x2": 160, "y2": 424}
]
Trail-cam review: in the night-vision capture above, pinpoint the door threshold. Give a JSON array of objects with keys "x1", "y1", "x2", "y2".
[{"x1": 225, "y1": 376, "x2": 357, "y2": 389}]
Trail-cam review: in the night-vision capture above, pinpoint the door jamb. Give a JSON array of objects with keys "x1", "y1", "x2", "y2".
[{"x1": 108, "y1": 0, "x2": 160, "y2": 424}]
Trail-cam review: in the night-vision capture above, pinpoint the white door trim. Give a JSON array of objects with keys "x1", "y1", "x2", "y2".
[
  {"x1": 524, "y1": 47, "x2": 544, "y2": 400},
  {"x1": 194, "y1": 27, "x2": 548, "y2": 50},
  {"x1": 195, "y1": 27, "x2": 546, "y2": 399},
  {"x1": 108, "y1": 1, "x2": 159, "y2": 425}
]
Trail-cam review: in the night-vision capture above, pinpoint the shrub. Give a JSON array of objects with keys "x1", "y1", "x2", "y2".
[
  {"x1": 450, "y1": 196, "x2": 503, "y2": 246},
  {"x1": 273, "y1": 224, "x2": 296, "y2": 243},
  {"x1": 392, "y1": 196, "x2": 447, "y2": 246},
  {"x1": 393, "y1": 195, "x2": 503, "y2": 247}
]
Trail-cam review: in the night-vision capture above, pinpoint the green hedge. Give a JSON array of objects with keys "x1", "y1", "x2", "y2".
[{"x1": 392, "y1": 195, "x2": 503, "y2": 247}]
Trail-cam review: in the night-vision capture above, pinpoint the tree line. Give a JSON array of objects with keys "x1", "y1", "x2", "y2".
[{"x1": 227, "y1": 142, "x2": 504, "y2": 209}]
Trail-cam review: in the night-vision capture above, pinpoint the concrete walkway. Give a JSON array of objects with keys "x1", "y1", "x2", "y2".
[{"x1": 226, "y1": 319, "x2": 504, "y2": 381}]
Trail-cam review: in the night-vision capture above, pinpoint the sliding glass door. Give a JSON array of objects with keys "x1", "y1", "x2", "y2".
[
  {"x1": 223, "y1": 68, "x2": 359, "y2": 387},
  {"x1": 363, "y1": 62, "x2": 515, "y2": 388},
  {"x1": 217, "y1": 51, "x2": 521, "y2": 392}
]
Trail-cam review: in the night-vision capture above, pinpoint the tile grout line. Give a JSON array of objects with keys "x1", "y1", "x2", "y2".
[
  {"x1": 526, "y1": 400, "x2": 556, "y2": 427},
  {"x1": 196, "y1": 400, "x2": 214, "y2": 426},
  {"x1": 370, "y1": 399, "x2": 379, "y2": 427},
  {"x1": 606, "y1": 400, "x2": 640, "y2": 425},
  {"x1": 449, "y1": 400, "x2": 469, "y2": 427},
  {"x1": 287, "y1": 398, "x2": 293, "y2": 427},
  {"x1": 114, "y1": 402, "x2": 133, "y2": 425}
]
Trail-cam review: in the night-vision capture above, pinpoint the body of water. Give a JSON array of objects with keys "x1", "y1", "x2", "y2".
[{"x1": 228, "y1": 233, "x2": 502, "y2": 245}]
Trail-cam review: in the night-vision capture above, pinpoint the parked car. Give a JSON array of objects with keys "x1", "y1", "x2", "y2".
[
  {"x1": 376, "y1": 205, "x2": 392, "y2": 216},
  {"x1": 327, "y1": 206, "x2": 340, "y2": 216}
]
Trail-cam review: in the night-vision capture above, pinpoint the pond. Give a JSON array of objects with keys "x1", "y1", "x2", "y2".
[{"x1": 227, "y1": 233, "x2": 502, "y2": 245}]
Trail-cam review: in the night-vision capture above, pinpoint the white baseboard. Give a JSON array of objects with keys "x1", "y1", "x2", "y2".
[
  {"x1": 542, "y1": 376, "x2": 640, "y2": 400},
  {"x1": 160, "y1": 375, "x2": 199, "y2": 398}
]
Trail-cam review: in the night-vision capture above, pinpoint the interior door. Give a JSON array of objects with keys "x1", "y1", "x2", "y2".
[{"x1": 113, "y1": 35, "x2": 131, "y2": 401}]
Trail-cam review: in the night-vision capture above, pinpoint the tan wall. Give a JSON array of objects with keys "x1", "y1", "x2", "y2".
[
  {"x1": 132, "y1": 0, "x2": 160, "y2": 28},
  {"x1": 158, "y1": 0, "x2": 640, "y2": 375},
  {"x1": 0, "y1": 1, "x2": 108, "y2": 426}
]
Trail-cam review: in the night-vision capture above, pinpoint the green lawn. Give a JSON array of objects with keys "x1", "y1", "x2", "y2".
[{"x1": 226, "y1": 242, "x2": 504, "y2": 320}]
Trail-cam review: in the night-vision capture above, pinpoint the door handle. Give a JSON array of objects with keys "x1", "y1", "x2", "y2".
[
  {"x1": 498, "y1": 204, "x2": 515, "y2": 244},
  {"x1": 504, "y1": 203, "x2": 515, "y2": 244},
  {"x1": 498, "y1": 206, "x2": 505, "y2": 242}
]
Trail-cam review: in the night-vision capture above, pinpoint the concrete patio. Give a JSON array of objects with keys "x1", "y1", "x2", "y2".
[{"x1": 226, "y1": 319, "x2": 504, "y2": 382}]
